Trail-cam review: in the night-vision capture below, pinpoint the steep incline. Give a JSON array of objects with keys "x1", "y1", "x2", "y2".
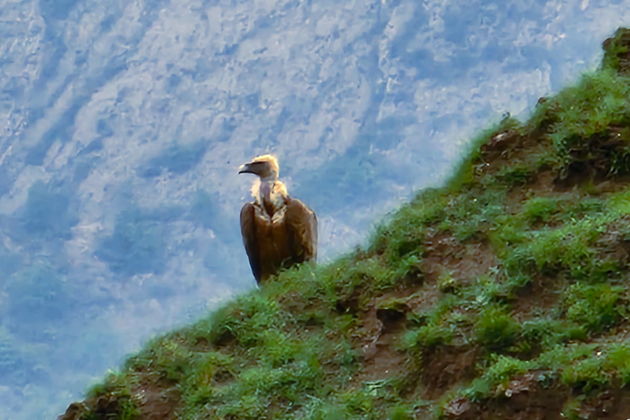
[{"x1": 62, "y1": 28, "x2": 630, "y2": 420}]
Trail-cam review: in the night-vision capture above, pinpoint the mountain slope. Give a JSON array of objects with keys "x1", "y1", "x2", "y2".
[{"x1": 61, "y1": 28, "x2": 630, "y2": 420}]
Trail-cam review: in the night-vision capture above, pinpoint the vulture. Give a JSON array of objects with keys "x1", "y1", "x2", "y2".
[{"x1": 238, "y1": 155, "x2": 317, "y2": 284}]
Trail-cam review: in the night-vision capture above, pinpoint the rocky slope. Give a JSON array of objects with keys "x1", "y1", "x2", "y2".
[{"x1": 61, "y1": 28, "x2": 630, "y2": 419}]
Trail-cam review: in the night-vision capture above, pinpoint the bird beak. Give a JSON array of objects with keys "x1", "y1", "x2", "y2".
[{"x1": 238, "y1": 162, "x2": 254, "y2": 174}]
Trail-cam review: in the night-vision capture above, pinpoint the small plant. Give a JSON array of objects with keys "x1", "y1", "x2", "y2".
[
  {"x1": 474, "y1": 306, "x2": 520, "y2": 351},
  {"x1": 403, "y1": 323, "x2": 453, "y2": 351},
  {"x1": 561, "y1": 354, "x2": 610, "y2": 391},
  {"x1": 605, "y1": 343, "x2": 630, "y2": 385},
  {"x1": 437, "y1": 271, "x2": 459, "y2": 293},
  {"x1": 563, "y1": 282, "x2": 622, "y2": 333},
  {"x1": 389, "y1": 404, "x2": 414, "y2": 420},
  {"x1": 494, "y1": 164, "x2": 535, "y2": 187},
  {"x1": 520, "y1": 318, "x2": 586, "y2": 352},
  {"x1": 462, "y1": 355, "x2": 532, "y2": 401},
  {"x1": 521, "y1": 197, "x2": 559, "y2": 224}
]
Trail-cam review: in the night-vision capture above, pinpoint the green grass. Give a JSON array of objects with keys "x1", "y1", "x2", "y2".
[
  {"x1": 530, "y1": 70, "x2": 630, "y2": 177},
  {"x1": 403, "y1": 323, "x2": 454, "y2": 351},
  {"x1": 370, "y1": 188, "x2": 445, "y2": 261},
  {"x1": 521, "y1": 196, "x2": 560, "y2": 224},
  {"x1": 445, "y1": 116, "x2": 521, "y2": 190}
]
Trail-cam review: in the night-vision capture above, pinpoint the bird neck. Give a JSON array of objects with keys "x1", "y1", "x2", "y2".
[{"x1": 252, "y1": 178, "x2": 287, "y2": 217}]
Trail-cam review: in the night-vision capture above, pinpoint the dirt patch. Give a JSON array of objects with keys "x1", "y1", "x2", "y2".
[
  {"x1": 421, "y1": 345, "x2": 479, "y2": 399},
  {"x1": 477, "y1": 122, "x2": 629, "y2": 199},
  {"x1": 355, "y1": 300, "x2": 408, "y2": 383},
  {"x1": 555, "y1": 127, "x2": 630, "y2": 187},
  {"x1": 511, "y1": 276, "x2": 564, "y2": 323},
  {"x1": 444, "y1": 373, "x2": 569, "y2": 420},
  {"x1": 132, "y1": 374, "x2": 181, "y2": 420},
  {"x1": 58, "y1": 402, "x2": 88, "y2": 420},
  {"x1": 505, "y1": 169, "x2": 557, "y2": 212},
  {"x1": 579, "y1": 388, "x2": 630, "y2": 419},
  {"x1": 477, "y1": 127, "x2": 551, "y2": 173},
  {"x1": 359, "y1": 327, "x2": 407, "y2": 382},
  {"x1": 422, "y1": 230, "x2": 497, "y2": 285},
  {"x1": 335, "y1": 292, "x2": 361, "y2": 315},
  {"x1": 58, "y1": 392, "x2": 140, "y2": 420},
  {"x1": 476, "y1": 128, "x2": 549, "y2": 182},
  {"x1": 478, "y1": 129, "x2": 527, "y2": 164},
  {"x1": 598, "y1": 215, "x2": 630, "y2": 269},
  {"x1": 444, "y1": 380, "x2": 630, "y2": 420},
  {"x1": 57, "y1": 373, "x2": 178, "y2": 420},
  {"x1": 405, "y1": 283, "x2": 441, "y2": 315},
  {"x1": 212, "y1": 328, "x2": 237, "y2": 348}
]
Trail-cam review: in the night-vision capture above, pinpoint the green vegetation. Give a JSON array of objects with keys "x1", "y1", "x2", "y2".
[{"x1": 67, "y1": 30, "x2": 630, "y2": 419}]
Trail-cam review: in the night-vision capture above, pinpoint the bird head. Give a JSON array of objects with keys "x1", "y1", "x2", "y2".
[{"x1": 238, "y1": 154, "x2": 280, "y2": 181}]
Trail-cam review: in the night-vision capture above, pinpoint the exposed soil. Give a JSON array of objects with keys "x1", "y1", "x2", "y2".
[
  {"x1": 131, "y1": 374, "x2": 180, "y2": 420},
  {"x1": 59, "y1": 392, "x2": 140, "y2": 420},
  {"x1": 580, "y1": 388, "x2": 630, "y2": 419},
  {"x1": 355, "y1": 296, "x2": 409, "y2": 383},
  {"x1": 505, "y1": 169, "x2": 557, "y2": 212},
  {"x1": 477, "y1": 127, "x2": 547, "y2": 170},
  {"x1": 443, "y1": 380, "x2": 630, "y2": 420},
  {"x1": 421, "y1": 345, "x2": 479, "y2": 399},
  {"x1": 443, "y1": 372, "x2": 569, "y2": 420},
  {"x1": 360, "y1": 328, "x2": 406, "y2": 382},
  {"x1": 405, "y1": 283, "x2": 441, "y2": 315},
  {"x1": 422, "y1": 230, "x2": 497, "y2": 285},
  {"x1": 598, "y1": 216, "x2": 630, "y2": 269},
  {"x1": 511, "y1": 276, "x2": 564, "y2": 323}
]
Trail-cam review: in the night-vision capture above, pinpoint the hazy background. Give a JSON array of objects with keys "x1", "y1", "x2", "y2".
[{"x1": 1, "y1": 0, "x2": 629, "y2": 417}]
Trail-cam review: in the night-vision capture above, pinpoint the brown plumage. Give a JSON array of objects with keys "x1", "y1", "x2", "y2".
[{"x1": 238, "y1": 155, "x2": 317, "y2": 284}]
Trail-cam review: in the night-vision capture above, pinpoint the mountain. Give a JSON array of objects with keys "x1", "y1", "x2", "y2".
[{"x1": 60, "y1": 28, "x2": 630, "y2": 419}]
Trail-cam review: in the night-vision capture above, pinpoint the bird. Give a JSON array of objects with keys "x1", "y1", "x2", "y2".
[{"x1": 238, "y1": 154, "x2": 317, "y2": 284}]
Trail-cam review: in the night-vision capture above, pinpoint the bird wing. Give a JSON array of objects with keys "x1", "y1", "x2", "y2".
[
  {"x1": 240, "y1": 202, "x2": 262, "y2": 282},
  {"x1": 285, "y1": 197, "x2": 318, "y2": 263}
]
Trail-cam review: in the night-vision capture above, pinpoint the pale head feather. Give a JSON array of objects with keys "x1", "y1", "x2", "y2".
[{"x1": 250, "y1": 154, "x2": 280, "y2": 178}]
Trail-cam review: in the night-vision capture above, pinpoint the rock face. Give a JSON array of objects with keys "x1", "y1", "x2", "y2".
[{"x1": 602, "y1": 28, "x2": 630, "y2": 74}]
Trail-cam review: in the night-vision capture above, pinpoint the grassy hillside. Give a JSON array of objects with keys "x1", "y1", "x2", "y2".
[{"x1": 62, "y1": 28, "x2": 630, "y2": 420}]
